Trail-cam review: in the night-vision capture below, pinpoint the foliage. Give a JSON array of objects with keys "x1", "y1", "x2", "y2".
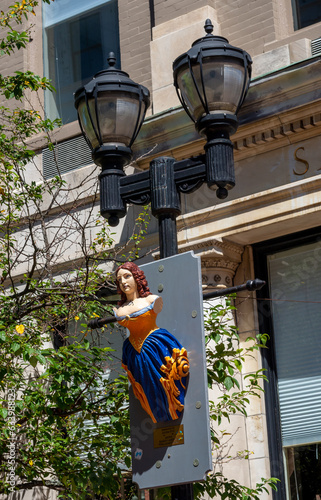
[
  {"x1": 194, "y1": 297, "x2": 278, "y2": 499},
  {"x1": 0, "y1": 2, "x2": 151, "y2": 498}
]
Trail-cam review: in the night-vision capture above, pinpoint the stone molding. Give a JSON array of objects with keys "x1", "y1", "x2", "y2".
[
  {"x1": 177, "y1": 236, "x2": 244, "y2": 258},
  {"x1": 175, "y1": 237, "x2": 244, "y2": 289},
  {"x1": 177, "y1": 173, "x2": 321, "y2": 246},
  {"x1": 233, "y1": 109, "x2": 321, "y2": 161}
]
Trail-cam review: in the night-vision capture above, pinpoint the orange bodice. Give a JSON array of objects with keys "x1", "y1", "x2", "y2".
[{"x1": 117, "y1": 308, "x2": 159, "y2": 353}]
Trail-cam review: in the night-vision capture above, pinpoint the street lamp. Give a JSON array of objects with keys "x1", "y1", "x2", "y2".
[
  {"x1": 74, "y1": 19, "x2": 252, "y2": 245},
  {"x1": 74, "y1": 53, "x2": 150, "y2": 226},
  {"x1": 173, "y1": 19, "x2": 251, "y2": 197}
]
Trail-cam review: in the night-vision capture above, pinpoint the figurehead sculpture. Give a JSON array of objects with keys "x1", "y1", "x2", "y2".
[{"x1": 114, "y1": 262, "x2": 189, "y2": 422}]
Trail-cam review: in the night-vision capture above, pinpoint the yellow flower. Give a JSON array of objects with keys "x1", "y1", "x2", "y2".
[
  {"x1": 74, "y1": 316, "x2": 79, "y2": 321},
  {"x1": 29, "y1": 460, "x2": 33, "y2": 466},
  {"x1": 15, "y1": 324, "x2": 24, "y2": 334}
]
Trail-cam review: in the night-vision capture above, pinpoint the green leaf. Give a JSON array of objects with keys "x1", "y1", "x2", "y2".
[
  {"x1": 224, "y1": 376, "x2": 233, "y2": 391},
  {"x1": 11, "y1": 342, "x2": 21, "y2": 352},
  {"x1": 0, "y1": 407, "x2": 8, "y2": 418},
  {"x1": 234, "y1": 359, "x2": 242, "y2": 372},
  {"x1": 29, "y1": 356, "x2": 37, "y2": 368}
]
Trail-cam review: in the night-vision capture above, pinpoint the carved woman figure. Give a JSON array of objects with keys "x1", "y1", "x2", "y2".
[{"x1": 113, "y1": 262, "x2": 189, "y2": 423}]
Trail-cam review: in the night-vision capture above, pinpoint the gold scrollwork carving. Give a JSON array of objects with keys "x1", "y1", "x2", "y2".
[{"x1": 293, "y1": 146, "x2": 309, "y2": 176}]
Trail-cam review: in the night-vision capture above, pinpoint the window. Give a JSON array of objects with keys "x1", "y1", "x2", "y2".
[
  {"x1": 292, "y1": 0, "x2": 321, "y2": 30},
  {"x1": 43, "y1": 0, "x2": 120, "y2": 125},
  {"x1": 254, "y1": 230, "x2": 321, "y2": 500}
]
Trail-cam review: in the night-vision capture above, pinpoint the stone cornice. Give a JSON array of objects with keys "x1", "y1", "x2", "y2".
[
  {"x1": 135, "y1": 102, "x2": 321, "y2": 168},
  {"x1": 177, "y1": 174, "x2": 321, "y2": 246},
  {"x1": 233, "y1": 105, "x2": 321, "y2": 161},
  {"x1": 201, "y1": 258, "x2": 240, "y2": 272},
  {"x1": 176, "y1": 236, "x2": 243, "y2": 257}
]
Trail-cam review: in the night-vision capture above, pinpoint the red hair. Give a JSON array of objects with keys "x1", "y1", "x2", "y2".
[{"x1": 115, "y1": 262, "x2": 151, "y2": 305}]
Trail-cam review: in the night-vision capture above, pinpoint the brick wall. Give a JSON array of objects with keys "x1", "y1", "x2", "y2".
[
  {"x1": 118, "y1": 0, "x2": 152, "y2": 94},
  {"x1": 153, "y1": 0, "x2": 209, "y2": 26},
  {"x1": 0, "y1": 0, "x2": 26, "y2": 108},
  {"x1": 0, "y1": 0, "x2": 28, "y2": 71},
  {"x1": 216, "y1": 0, "x2": 277, "y2": 57}
]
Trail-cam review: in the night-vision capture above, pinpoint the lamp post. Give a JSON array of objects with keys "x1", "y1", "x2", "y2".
[{"x1": 75, "y1": 19, "x2": 252, "y2": 500}]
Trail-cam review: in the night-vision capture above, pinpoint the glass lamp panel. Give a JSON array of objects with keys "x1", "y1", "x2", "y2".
[
  {"x1": 78, "y1": 97, "x2": 99, "y2": 149},
  {"x1": 176, "y1": 65, "x2": 204, "y2": 122},
  {"x1": 96, "y1": 91, "x2": 142, "y2": 146},
  {"x1": 201, "y1": 57, "x2": 247, "y2": 114}
]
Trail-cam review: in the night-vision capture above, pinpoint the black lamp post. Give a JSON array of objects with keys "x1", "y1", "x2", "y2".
[{"x1": 75, "y1": 19, "x2": 252, "y2": 499}]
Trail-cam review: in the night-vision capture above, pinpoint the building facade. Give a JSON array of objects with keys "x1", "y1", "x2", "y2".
[{"x1": 3, "y1": 0, "x2": 321, "y2": 498}]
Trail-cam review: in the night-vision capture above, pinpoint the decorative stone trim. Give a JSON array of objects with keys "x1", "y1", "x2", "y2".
[
  {"x1": 233, "y1": 112, "x2": 321, "y2": 153},
  {"x1": 201, "y1": 257, "x2": 240, "y2": 290},
  {"x1": 177, "y1": 236, "x2": 244, "y2": 259},
  {"x1": 176, "y1": 238, "x2": 246, "y2": 290},
  {"x1": 136, "y1": 107, "x2": 321, "y2": 170}
]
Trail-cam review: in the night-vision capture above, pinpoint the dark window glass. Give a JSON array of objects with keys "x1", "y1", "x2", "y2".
[
  {"x1": 293, "y1": 0, "x2": 321, "y2": 30},
  {"x1": 285, "y1": 444, "x2": 321, "y2": 499}
]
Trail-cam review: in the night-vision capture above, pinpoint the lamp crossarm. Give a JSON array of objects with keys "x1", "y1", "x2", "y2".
[
  {"x1": 119, "y1": 153, "x2": 206, "y2": 206},
  {"x1": 113, "y1": 153, "x2": 207, "y2": 257},
  {"x1": 120, "y1": 169, "x2": 151, "y2": 205}
]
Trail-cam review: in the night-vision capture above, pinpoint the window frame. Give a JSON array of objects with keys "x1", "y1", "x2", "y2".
[
  {"x1": 291, "y1": 0, "x2": 321, "y2": 30},
  {"x1": 253, "y1": 226, "x2": 321, "y2": 500}
]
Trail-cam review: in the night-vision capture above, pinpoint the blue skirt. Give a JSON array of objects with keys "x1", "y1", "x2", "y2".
[{"x1": 122, "y1": 328, "x2": 189, "y2": 422}]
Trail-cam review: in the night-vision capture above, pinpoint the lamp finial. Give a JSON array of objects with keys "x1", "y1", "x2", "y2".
[
  {"x1": 204, "y1": 19, "x2": 214, "y2": 35},
  {"x1": 107, "y1": 52, "x2": 116, "y2": 68}
]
